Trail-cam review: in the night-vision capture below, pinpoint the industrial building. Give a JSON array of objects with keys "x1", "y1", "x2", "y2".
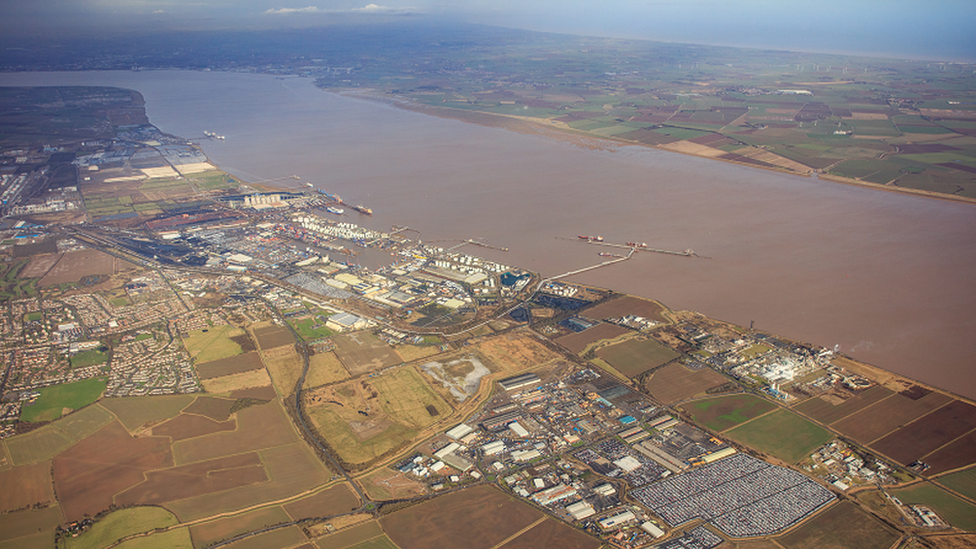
[{"x1": 498, "y1": 373, "x2": 541, "y2": 391}]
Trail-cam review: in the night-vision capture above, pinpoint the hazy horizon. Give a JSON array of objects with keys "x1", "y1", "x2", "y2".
[{"x1": 2, "y1": 0, "x2": 975, "y2": 63}]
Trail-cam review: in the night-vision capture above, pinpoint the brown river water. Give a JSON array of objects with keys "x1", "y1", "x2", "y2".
[{"x1": 2, "y1": 71, "x2": 974, "y2": 399}]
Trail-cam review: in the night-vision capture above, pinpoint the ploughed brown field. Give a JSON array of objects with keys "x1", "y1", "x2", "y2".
[
  {"x1": 923, "y1": 432, "x2": 976, "y2": 475},
  {"x1": 151, "y1": 414, "x2": 236, "y2": 441},
  {"x1": 583, "y1": 296, "x2": 668, "y2": 323},
  {"x1": 554, "y1": 323, "x2": 629, "y2": 354},
  {"x1": 116, "y1": 452, "x2": 268, "y2": 506},
  {"x1": 794, "y1": 386, "x2": 893, "y2": 425},
  {"x1": 53, "y1": 421, "x2": 172, "y2": 521},
  {"x1": 183, "y1": 396, "x2": 237, "y2": 421},
  {"x1": 0, "y1": 461, "x2": 54, "y2": 512},
  {"x1": 380, "y1": 485, "x2": 544, "y2": 549},
  {"x1": 643, "y1": 363, "x2": 729, "y2": 405},
  {"x1": 831, "y1": 391, "x2": 952, "y2": 444},
  {"x1": 38, "y1": 249, "x2": 117, "y2": 286},
  {"x1": 870, "y1": 400, "x2": 976, "y2": 466},
  {"x1": 333, "y1": 332, "x2": 402, "y2": 376},
  {"x1": 283, "y1": 483, "x2": 361, "y2": 520},
  {"x1": 196, "y1": 352, "x2": 265, "y2": 379},
  {"x1": 496, "y1": 517, "x2": 600, "y2": 549},
  {"x1": 253, "y1": 325, "x2": 295, "y2": 349},
  {"x1": 172, "y1": 401, "x2": 297, "y2": 465},
  {"x1": 230, "y1": 385, "x2": 278, "y2": 400}
]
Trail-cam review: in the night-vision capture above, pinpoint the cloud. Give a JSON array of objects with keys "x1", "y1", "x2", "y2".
[
  {"x1": 264, "y1": 6, "x2": 323, "y2": 15},
  {"x1": 264, "y1": 4, "x2": 420, "y2": 16}
]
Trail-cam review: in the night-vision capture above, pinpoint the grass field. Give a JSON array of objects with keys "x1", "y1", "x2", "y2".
[
  {"x1": 19, "y1": 378, "x2": 107, "y2": 423},
  {"x1": 66, "y1": 507, "x2": 179, "y2": 549},
  {"x1": 890, "y1": 483, "x2": 976, "y2": 531},
  {"x1": 69, "y1": 347, "x2": 110, "y2": 368},
  {"x1": 0, "y1": 505, "x2": 62, "y2": 548},
  {"x1": 6, "y1": 425, "x2": 76, "y2": 466},
  {"x1": 201, "y1": 369, "x2": 274, "y2": 395},
  {"x1": 596, "y1": 337, "x2": 680, "y2": 377},
  {"x1": 290, "y1": 316, "x2": 334, "y2": 341},
  {"x1": 682, "y1": 394, "x2": 777, "y2": 432},
  {"x1": 308, "y1": 367, "x2": 450, "y2": 467},
  {"x1": 54, "y1": 403, "x2": 115, "y2": 440},
  {"x1": 305, "y1": 352, "x2": 350, "y2": 388},
  {"x1": 725, "y1": 409, "x2": 833, "y2": 464},
  {"x1": 938, "y1": 466, "x2": 976, "y2": 501},
  {"x1": 394, "y1": 344, "x2": 442, "y2": 362},
  {"x1": 264, "y1": 345, "x2": 304, "y2": 396},
  {"x1": 314, "y1": 521, "x2": 385, "y2": 549},
  {"x1": 99, "y1": 394, "x2": 194, "y2": 431},
  {"x1": 217, "y1": 525, "x2": 308, "y2": 549},
  {"x1": 182, "y1": 325, "x2": 245, "y2": 363},
  {"x1": 775, "y1": 501, "x2": 898, "y2": 549}
]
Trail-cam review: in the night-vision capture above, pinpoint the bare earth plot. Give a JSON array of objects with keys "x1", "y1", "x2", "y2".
[
  {"x1": 554, "y1": 323, "x2": 629, "y2": 354},
  {"x1": 775, "y1": 501, "x2": 898, "y2": 549},
  {"x1": 380, "y1": 485, "x2": 547, "y2": 549},
  {"x1": 643, "y1": 363, "x2": 729, "y2": 405},
  {"x1": 38, "y1": 249, "x2": 117, "y2": 286},
  {"x1": 333, "y1": 331, "x2": 402, "y2": 376}
]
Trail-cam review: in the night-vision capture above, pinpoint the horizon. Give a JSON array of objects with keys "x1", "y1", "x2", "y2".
[{"x1": 2, "y1": 1, "x2": 975, "y2": 63}]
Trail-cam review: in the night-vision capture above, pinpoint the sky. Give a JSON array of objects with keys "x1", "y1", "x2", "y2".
[{"x1": 3, "y1": 0, "x2": 975, "y2": 61}]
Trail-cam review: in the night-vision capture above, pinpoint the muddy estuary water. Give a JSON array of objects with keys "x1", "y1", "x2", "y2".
[{"x1": 3, "y1": 71, "x2": 975, "y2": 399}]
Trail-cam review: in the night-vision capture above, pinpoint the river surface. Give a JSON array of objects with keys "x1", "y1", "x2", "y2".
[{"x1": 3, "y1": 70, "x2": 975, "y2": 399}]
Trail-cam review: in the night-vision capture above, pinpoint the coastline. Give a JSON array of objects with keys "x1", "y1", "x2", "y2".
[{"x1": 339, "y1": 88, "x2": 976, "y2": 207}]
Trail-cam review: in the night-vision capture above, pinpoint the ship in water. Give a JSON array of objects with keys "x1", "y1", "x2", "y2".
[
  {"x1": 578, "y1": 235, "x2": 603, "y2": 242},
  {"x1": 326, "y1": 206, "x2": 344, "y2": 215},
  {"x1": 352, "y1": 204, "x2": 373, "y2": 215},
  {"x1": 203, "y1": 130, "x2": 225, "y2": 140},
  {"x1": 305, "y1": 182, "x2": 314, "y2": 188}
]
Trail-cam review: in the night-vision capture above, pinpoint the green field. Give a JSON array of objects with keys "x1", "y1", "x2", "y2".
[
  {"x1": 55, "y1": 403, "x2": 115, "y2": 439},
  {"x1": 290, "y1": 316, "x2": 334, "y2": 341},
  {"x1": 309, "y1": 367, "x2": 450, "y2": 467},
  {"x1": 725, "y1": 408, "x2": 833, "y2": 463},
  {"x1": 346, "y1": 536, "x2": 399, "y2": 549},
  {"x1": 938, "y1": 466, "x2": 976, "y2": 501},
  {"x1": 890, "y1": 483, "x2": 976, "y2": 531},
  {"x1": 182, "y1": 325, "x2": 245, "y2": 363},
  {"x1": 70, "y1": 347, "x2": 110, "y2": 369},
  {"x1": 5, "y1": 425, "x2": 75, "y2": 466},
  {"x1": 66, "y1": 507, "x2": 180, "y2": 549},
  {"x1": 19, "y1": 378, "x2": 107, "y2": 423},
  {"x1": 682, "y1": 394, "x2": 777, "y2": 432},
  {"x1": 596, "y1": 338, "x2": 680, "y2": 378}
]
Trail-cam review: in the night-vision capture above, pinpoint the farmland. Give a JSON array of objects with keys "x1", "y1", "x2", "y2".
[
  {"x1": 642, "y1": 362, "x2": 729, "y2": 404},
  {"x1": 681, "y1": 394, "x2": 777, "y2": 432},
  {"x1": 871, "y1": 400, "x2": 976, "y2": 466},
  {"x1": 937, "y1": 466, "x2": 976, "y2": 501},
  {"x1": 831, "y1": 390, "x2": 952, "y2": 444},
  {"x1": 64, "y1": 507, "x2": 179, "y2": 549},
  {"x1": 775, "y1": 501, "x2": 898, "y2": 549},
  {"x1": 306, "y1": 367, "x2": 451, "y2": 467},
  {"x1": 19, "y1": 378, "x2": 106, "y2": 423},
  {"x1": 794, "y1": 385, "x2": 893, "y2": 425},
  {"x1": 181, "y1": 324, "x2": 245, "y2": 363},
  {"x1": 379, "y1": 485, "x2": 548, "y2": 549},
  {"x1": 195, "y1": 351, "x2": 264, "y2": 379},
  {"x1": 596, "y1": 337, "x2": 680, "y2": 378},
  {"x1": 554, "y1": 323, "x2": 630, "y2": 354},
  {"x1": 725, "y1": 409, "x2": 833, "y2": 464},
  {"x1": 890, "y1": 483, "x2": 976, "y2": 531},
  {"x1": 333, "y1": 331, "x2": 402, "y2": 375}
]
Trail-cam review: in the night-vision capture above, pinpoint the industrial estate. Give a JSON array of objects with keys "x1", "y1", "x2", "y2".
[{"x1": 0, "y1": 85, "x2": 974, "y2": 549}]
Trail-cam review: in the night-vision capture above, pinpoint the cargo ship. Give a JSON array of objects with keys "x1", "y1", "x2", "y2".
[
  {"x1": 326, "y1": 206, "x2": 344, "y2": 215},
  {"x1": 578, "y1": 235, "x2": 603, "y2": 242},
  {"x1": 352, "y1": 204, "x2": 373, "y2": 215}
]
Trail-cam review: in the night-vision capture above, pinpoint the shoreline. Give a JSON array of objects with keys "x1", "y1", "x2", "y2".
[{"x1": 338, "y1": 88, "x2": 976, "y2": 207}]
